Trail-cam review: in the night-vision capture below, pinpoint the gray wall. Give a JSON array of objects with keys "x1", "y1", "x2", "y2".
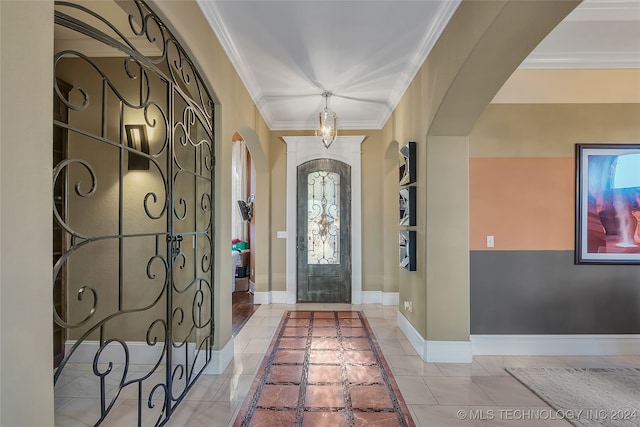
[{"x1": 471, "y1": 251, "x2": 640, "y2": 334}]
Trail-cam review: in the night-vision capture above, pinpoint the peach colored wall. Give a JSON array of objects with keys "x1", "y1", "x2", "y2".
[
  {"x1": 469, "y1": 157, "x2": 575, "y2": 250},
  {"x1": 469, "y1": 103, "x2": 640, "y2": 252}
]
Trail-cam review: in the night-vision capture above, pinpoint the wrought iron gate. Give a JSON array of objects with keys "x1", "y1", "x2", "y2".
[{"x1": 53, "y1": 1, "x2": 215, "y2": 425}]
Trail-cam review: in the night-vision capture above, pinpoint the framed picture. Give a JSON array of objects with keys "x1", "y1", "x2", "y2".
[
  {"x1": 399, "y1": 230, "x2": 416, "y2": 271},
  {"x1": 576, "y1": 143, "x2": 640, "y2": 264},
  {"x1": 399, "y1": 186, "x2": 416, "y2": 226},
  {"x1": 399, "y1": 142, "x2": 416, "y2": 186}
]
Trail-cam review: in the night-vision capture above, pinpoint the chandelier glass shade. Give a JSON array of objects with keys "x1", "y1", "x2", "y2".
[{"x1": 315, "y1": 91, "x2": 337, "y2": 149}]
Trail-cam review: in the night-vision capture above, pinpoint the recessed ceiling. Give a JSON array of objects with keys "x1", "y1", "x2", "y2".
[
  {"x1": 56, "y1": 1, "x2": 640, "y2": 131},
  {"x1": 198, "y1": 0, "x2": 461, "y2": 130},
  {"x1": 198, "y1": 0, "x2": 640, "y2": 131}
]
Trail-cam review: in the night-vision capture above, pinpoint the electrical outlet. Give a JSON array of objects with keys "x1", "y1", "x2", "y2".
[
  {"x1": 403, "y1": 301, "x2": 413, "y2": 312},
  {"x1": 486, "y1": 235, "x2": 494, "y2": 248}
]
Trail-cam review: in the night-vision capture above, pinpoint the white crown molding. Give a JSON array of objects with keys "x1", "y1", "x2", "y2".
[
  {"x1": 196, "y1": 0, "x2": 275, "y2": 127},
  {"x1": 520, "y1": 51, "x2": 640, "y2": 69},
  {"x1": 197, "y1": 0, "x2": 460, "y2": 131},
  {"x1": 381, "y1": 0, "x2": 462, "y2": 130},
  {"x1": 564, "y1": 0, "x2": 640, "y2": 22}
]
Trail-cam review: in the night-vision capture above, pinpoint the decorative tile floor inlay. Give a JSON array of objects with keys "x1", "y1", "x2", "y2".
[{"x1": 234, "y1": 310, "x2": 415, "y2": 426}]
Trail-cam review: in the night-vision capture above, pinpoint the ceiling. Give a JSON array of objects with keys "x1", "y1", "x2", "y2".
[
  {"x1": 55, "y1": 0, "x2": 640, "y2": 131},
  {"x1": 197, "y1": 0, "x2": 640, "y2": 131}
]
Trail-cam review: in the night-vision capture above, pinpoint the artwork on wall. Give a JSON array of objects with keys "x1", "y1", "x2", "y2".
[
  {"x1": 399, "y1": 141, "x2": 417, "y2": 271},
  {"x1": 399, "y1": 142, "x2": 416, "y2": 186},
  {"x1": 399, "y1": 186, "x2": 416, "y2": 226},
  {"x1": 399, "y1": 230, "x2": 416, "y2": 271},
  {"x1": 576, "y1": 143, "x2": 640, "y2": 264}
]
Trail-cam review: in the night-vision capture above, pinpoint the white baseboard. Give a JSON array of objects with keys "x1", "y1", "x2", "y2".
[
  {"x1": 382, "y1": 292, "x2": 399, "y2": 306},
  {"x1": 254, "y1": 291, "x2": 289, "y2": 304},
  {"x1": 65, "y1": 339, "x2": 234, "y2": 374},
  {"x1": 249, "y1": 280, "x2": 255, "y2": 293},
  {"x1": 202, "y1": 337, "x2": 234, "y2": 374},
  {"x1": 471, "y1": 334, "x2": 640, "y2": 356},
  {"x1": 361, "y1": 291, "x2": 383, "y2": 304},
  {"x1": 64, "y1": 340, "x2": 195, "y2": 366},
  {"x1": 253, "y1": 291, "x2": 270, "y2": 304},
  {"x1": 396, "y1": 312, "x2": 472, "y2": 363},
  {"x1": 249, "y1": 290, "x2": 400, "y2": 306},
  {"x1": 271, "y1": 291, "x2": 288, "y2": 303}
]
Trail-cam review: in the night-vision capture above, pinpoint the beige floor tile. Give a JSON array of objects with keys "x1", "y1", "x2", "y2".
[
  {"x1": 166, "y1": 400, "x2": 240, "y2": 427},
  {"x1": 409, "y1": 404, "x2": 485, "y2": 427},
  {"x1": 386, "y1": 354, "x2": 434, "y2": 376},
  {"x1": 436, "y1": 361, "x2": 491, "y2": 377},
  {"x1": 473, "y1": 377, "x2": 547, "y2": 406},
  {"x1": 212, "y1": 374, "x2": 254, "y2": 403},
  {"x1": 56, "y1": 397, "x2": 125, "y2": 427},
  {"x1": 182, "y1": 374, "x2": 227, "y2": 402},
  {"x1": 235, "y1": 325, "x2": 277, "y2": 340},
  {"x1": 468, "y1": 406, "x2": 552, "y2": 427},
  {"x1": 378, "y1": 339, "x2": 412, "y2": 356},
  {"x1": 394, "y1": 375, "x2": 438, "y2": 404},
  {"x1": 398, "y1": 339, "x2": 419, "y2": 355},
  {"x1": 606, "y1": 355, "x2": 640, "y2": 368},
  {"x1": 423, "y1": 377, "x2": 494, "y2": 406},
  {"x1": 242, "y1": 338, "x2": 272, "y2": 354},
  {"x1": 514, "y1": 356, "x2": 571, "y2": 368},
  {"x1": 473, "y1": 356, "x2": 527, "y2": 377},
  {"x1": 224, "y1": 352, "x2": 265, "y2": 375},
  {"x1": 557, "y1": 355, "x2": 617, "y2": 368}
]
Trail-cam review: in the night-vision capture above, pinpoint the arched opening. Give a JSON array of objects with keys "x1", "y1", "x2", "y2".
[
  {"x1": 230, "y1": 131, "x2": 257, "y2": 334},
  {"x1": 53, "y1": 1, "x2": 215, "y2": 424}
]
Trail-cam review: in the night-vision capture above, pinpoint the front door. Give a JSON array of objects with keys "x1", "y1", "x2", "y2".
[{"x1": 297, "y1": 159, "x2": 351, "y2": 303}]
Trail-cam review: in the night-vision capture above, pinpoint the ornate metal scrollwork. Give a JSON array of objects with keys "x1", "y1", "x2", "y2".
[{"x1": 53, "y1": 1, "x2": 215, "y2": 425}]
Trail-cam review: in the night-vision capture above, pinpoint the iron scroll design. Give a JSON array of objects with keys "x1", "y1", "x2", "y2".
[{"x1": 53, "y1": 1, "x2": 215, "y2": 425}]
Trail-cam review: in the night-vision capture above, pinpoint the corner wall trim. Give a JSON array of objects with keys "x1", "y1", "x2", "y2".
[
  {"x1": 396, "y1": 312, "x2": 472, "y2": 363},
  {"x1": 254, "y1": 291, "x2": 398, "y2": 306},
  {"x1": 203, "y1": 337, "x2": 234, "y2": 374},
  {"x1": 65, "y1": 339, "x2": 234, "y2": 375},
  {"x1": 253, "y1": 291, "x2": 271, "y2": 304},
  {"x1": 471, "y1": 334, "x2": 640, "y2": 356},
  {"x1": 361, "y1": 291, "x2": 399, "y2": 305},
  {"x1": 382, "y1": 292, "x2": 399, "y2": 306}
]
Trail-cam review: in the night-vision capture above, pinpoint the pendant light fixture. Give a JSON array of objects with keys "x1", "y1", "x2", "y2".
[{"x1": 315, "y1": 91, "x2": 337, "y2": 149}]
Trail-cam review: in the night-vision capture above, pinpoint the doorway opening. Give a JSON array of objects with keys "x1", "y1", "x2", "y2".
[
  {"x1": 297, "y1": 159, "x2": 352, "y2": 303},
  {"x1": 231, "y1": 132, "x2": 258, "y2": 334}
]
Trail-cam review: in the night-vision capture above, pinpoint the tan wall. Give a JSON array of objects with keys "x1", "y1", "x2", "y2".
[
  {"x1": 493, "y1": 69, "x2": 640, "y2": 104},
  {"x1": 381, "y1": 0, "x2": 578, "y2": 340},
  {"x1": 469, "y1": 103, "x2": 640, "y2": 251},
  {"x1": 1, "y1": 1, "x2": 55, "y2": 425},
  {"x1": 268, "y1": 130, "x2": 391, "y2": 294},
  {"x1": 55, "y1": 57, "x2": 173, "y2": 341}
]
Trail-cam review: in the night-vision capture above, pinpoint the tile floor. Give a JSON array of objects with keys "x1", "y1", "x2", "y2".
[
  {"x1": 54, "y1": 303, "x2": 640, "y2": 427},
  {"x1": 233, "y1": 310, "x2": 414, "y2": 426}
]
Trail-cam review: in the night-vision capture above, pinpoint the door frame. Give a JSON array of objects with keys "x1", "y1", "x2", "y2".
[
  {"x1": 282, "y1": 136, "x2": 365, "y2": 304},
  {"x1": 297, "y1": 159, "x2": 352, "y2": 303}
]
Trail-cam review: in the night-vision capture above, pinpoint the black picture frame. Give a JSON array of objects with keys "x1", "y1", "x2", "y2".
[
  {"x1": 399, "y1": 185, "x2": 416, "y2": 226},
  {"x1": 399, "y1": 142, "x2": 416, "y2": 186},
  {"x1": 575, "y1": 143, "x2": 640, "y2": 264},
  {"x1": 399, "y1": 230, "x2": 416, "y2": 271}
]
